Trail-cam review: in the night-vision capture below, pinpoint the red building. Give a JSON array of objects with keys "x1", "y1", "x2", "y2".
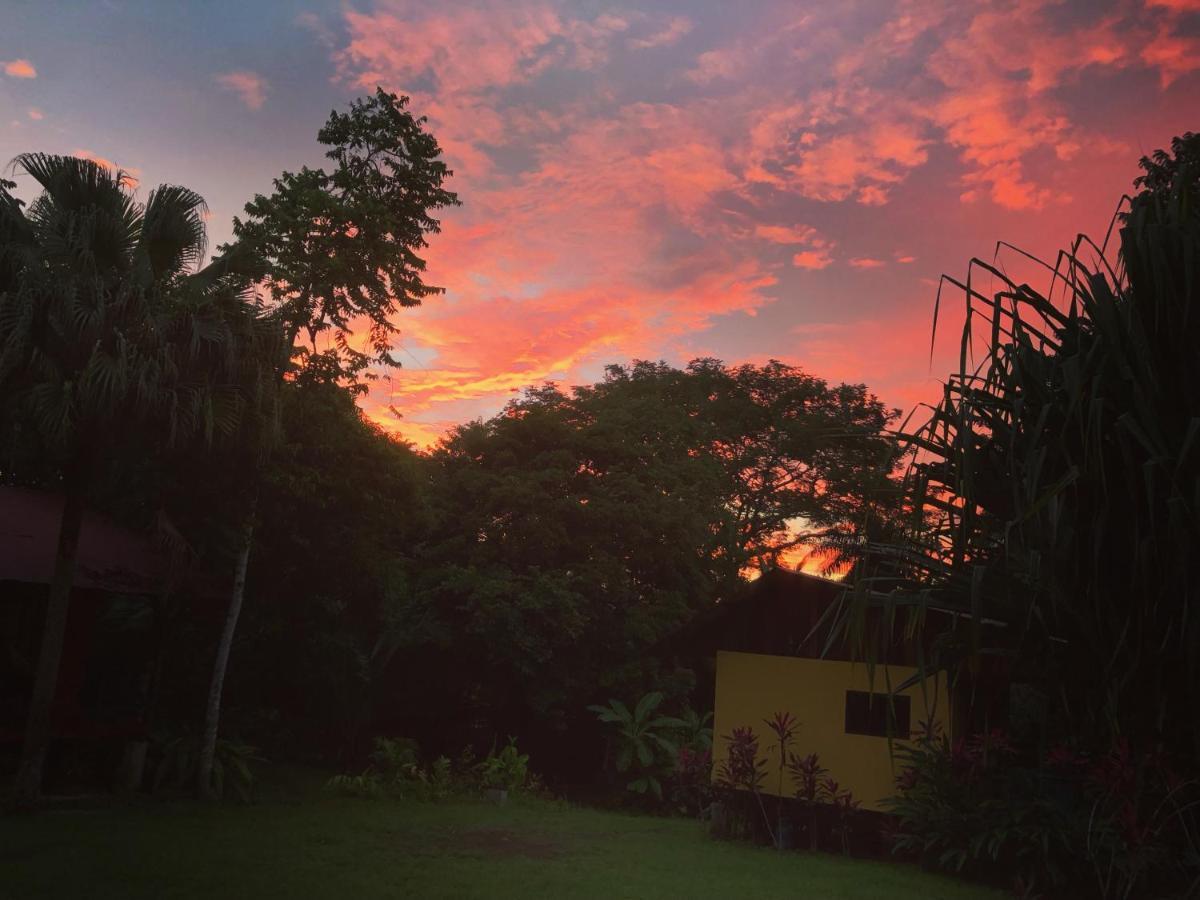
[{"x1": 1, "y1": 486, "x2": 162, "y2": 783}]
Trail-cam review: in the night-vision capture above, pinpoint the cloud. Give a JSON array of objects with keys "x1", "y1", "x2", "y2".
[
  {"x1": 73, "y1": 149, "x2": 141, "y2": 189},
  {"x1": 2, "y1": 59, "x2": 36, "y2": 78},
  {"x1": 215, "y1": 70, "x2": 268, "y2": 109},
  {"x1": 326, "y1": 0, "x2": 1199, "y2": 445},
  {"x1": 792, "y1": 250, "x2": 834, "y2": 270},
  {"x1": 27, "y1": 108, "x2": 43, "y2": 120},
  {"x1": 628, "y1": 16, "x2": 692, "y2": 50},
  {"x1": 755, "y1": 224, "x2": 823, "y2": 244}
]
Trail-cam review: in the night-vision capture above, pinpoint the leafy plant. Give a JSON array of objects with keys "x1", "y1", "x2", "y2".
[
  {"x1": 325, "y1": 772, "x2": 384, "y2": 798},
  {"x1": 764, "y1": 712, "x2": 799, "y2": 846},
  {"x1": 676, "y1": 707, "x2": 714, "y2": 751},
  {"x1": 833, "y1": 133, "x2": 1200, "y2": 898},
  {"x1": 370, "y1": 737, "x2": 422, "y2": 780},
  {"x1": 589, "y1": 692, "x2": 684, "y2": 800},
  {"x1": 477, "y1": 737, "x2": 529, "y2": 792},
  {"x1": 152, "y1": 733, "x2": 263, "y2": 802},
  {"x1": 324, "y1": 737, "x2": 466, "y2": 801},
  {"x1": 1, "y1": 155, "x2": 279, "y2": 806},
  {"x1": 715, "y1": 725, "x2": 774, "y2": 844},
  {"x1": 672, "y1": 746, "x2": 714, "y2": 817},
  {"x1": 819, "y1": 777, "x2": 861, "y2": 856},
  {"x1": 787, "y1": 752, "x2": 828, "y2": 850}
]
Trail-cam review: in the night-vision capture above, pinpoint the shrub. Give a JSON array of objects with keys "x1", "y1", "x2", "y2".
[
  {"x1": 671, "y1": 745, "x2": 713, "y2": 817},
  {"x1": 476, "y1": 738, "x2": 529, "y2": 793},
  {"x1": 589, "y1": 692, "x2": 684, "y2": 801},
  {"x1": 151, "y1": 732, "x2": 262, "y2": 802},
  {"x1": 325, "y1": 772, "x2": 384, "y2": 798},
  {"x1": 886, "y1": 724, "x2": 1200, "y2": 897},
  {"x1": 325, "y1": 736, "x2": 480, "y2": 801},
  {"x1": 787, "y1": 752, "x2": 828, "y2": 850}
]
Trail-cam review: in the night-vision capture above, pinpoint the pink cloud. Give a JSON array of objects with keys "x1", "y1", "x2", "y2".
[
  {"x1": 629, "y1": 16, "x2": 692, "y2": 50},
  {"x1": 1140, "y1": 26, "x2": 1200, "y2": 87},
  {"x1": 326, "y1": 0, "x2": 1198, "y2": 445},
  {"x1": 27, "y1": 108, "x2": 43, "y2": 120},
  {"x1": 73, "y1": 149, "x2": 141, "y2": 189},
  {"x1": 3, "y1": 59, "x2": 36, "y2": 78},
  {"x1": 755, "y1": 224, "x2": 822, "y2": 244},
  {"x1": 215, "y1": 70, "x2": 268, "y2": 109}
]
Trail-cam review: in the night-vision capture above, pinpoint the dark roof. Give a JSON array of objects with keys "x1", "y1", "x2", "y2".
[
  {"x1": 0, "y1": 486, "x2": 161, "y2": 594},
  {"x1": 700, "y1": 568, "x2": 847, "y2": 659}
]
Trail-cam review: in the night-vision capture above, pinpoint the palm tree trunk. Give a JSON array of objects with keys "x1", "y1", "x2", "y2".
[
  {"x1": 196, "y1": 505, "x2": 255, "y2": 798},
  {"x1": 12, "y1": 464, "x2": 88, "y2": 809}
]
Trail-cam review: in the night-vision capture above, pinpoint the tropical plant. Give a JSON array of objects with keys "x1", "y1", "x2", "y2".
[
  {"x1": 675, "y1": 707, "x2": 714, "y2": 751},
  {"x1": 477, "y1": 737, "x2": 530, "y2": 793},
  {"x1": 152, "y1": 732, "x2": 263, "y2": 802},
  {"x1": 370, "y1": 736, "x2": 422, "y2": 780},
  {"x1": 840, "y1": 132, "x2": 1200, "y2": 752},
  {"x1": 819, "y1": 777, "x2": 861, "y2": 856},
  {"x1": 326, "y1": 737, "x2": 461, "y2": 801},
  {"x1": 325, "y1": 772, "x2": 384, "y2": 798},
  {"x1": 787, "y1": 751, "x2": 828, "y2": 850},
  {"x1": 831, "y1": 132, "x2": 1200, "y2": 894},
  {"x1": 764, "y1": 711, "x2": 799, "y2": 845},
  {"x1": 672, "y1": 745, "x2": 713, "y2": 817},
  {"x1": 715, "y1": 725, "x2": 775, "y2": 843},
  {"x1": 589, "y1": 692, "x2": 685, "y2": 800},
  {"x1": 0, "y1": 154, "x2": 277, "y2": 807}
]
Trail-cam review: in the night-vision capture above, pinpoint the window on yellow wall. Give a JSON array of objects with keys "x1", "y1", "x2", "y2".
[{"x1": 844, "y1": 691, "x2": 911, "y2": 737}]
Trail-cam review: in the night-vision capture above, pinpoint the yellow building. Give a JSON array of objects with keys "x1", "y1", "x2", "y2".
[{"x1": 712, "y1": 649, "x2": 950, "y2": 811}]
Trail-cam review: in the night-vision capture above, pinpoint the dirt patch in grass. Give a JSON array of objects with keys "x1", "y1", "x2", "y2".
[{"x1": 448, "y1": 827, "x2": 565, "y2": 859}]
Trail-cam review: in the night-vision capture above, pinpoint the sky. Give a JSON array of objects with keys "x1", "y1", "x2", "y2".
[{"x1": 3, "y1": 0, "x2": 1198, "y2": 447}]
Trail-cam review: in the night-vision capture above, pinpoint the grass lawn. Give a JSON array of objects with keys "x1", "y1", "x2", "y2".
[{"x1": 1, "y1": 773, "x2": 1001, "y2": 899}]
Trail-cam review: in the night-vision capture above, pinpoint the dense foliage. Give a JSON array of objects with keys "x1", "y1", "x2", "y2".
[
  {"x1": 836, "y1": 134, "x2": 1200, "y2": 896},
  {"x1": 0, "y1": 154, "x2": 279, "y2": 804},
  {"x1": 385, "y1": 359, "x2": 895, "y2": 769}
]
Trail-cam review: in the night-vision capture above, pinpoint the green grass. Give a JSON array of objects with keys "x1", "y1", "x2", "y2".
[{"x1": 1, "y1": 773, "x2": 1001, "y2": 899}]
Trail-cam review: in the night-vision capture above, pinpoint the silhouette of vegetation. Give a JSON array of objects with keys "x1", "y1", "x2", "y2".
[
  {"x1": 0, "y1": 155, "x2": 279, "y2": 806},
  {"x1": 835, "y1": 133, "x2": 1200, "y2": 897},
  {"x1": 195, "y1": 88, "x2": 459, "y2": 798}
]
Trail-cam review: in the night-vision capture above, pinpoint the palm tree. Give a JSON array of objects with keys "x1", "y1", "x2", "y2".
[{"x1": 0, "y1": 154, "x2": 276, "y2": 807}]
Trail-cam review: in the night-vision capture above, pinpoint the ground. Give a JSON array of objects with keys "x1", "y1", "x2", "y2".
[{"x1": 0, "y1": 773, "x2": 1002, "y2": 899}]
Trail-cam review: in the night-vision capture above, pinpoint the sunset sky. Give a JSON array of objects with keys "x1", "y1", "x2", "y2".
[{"x1": 3, "y1": 0, "x2": 1197, "y2": 447}]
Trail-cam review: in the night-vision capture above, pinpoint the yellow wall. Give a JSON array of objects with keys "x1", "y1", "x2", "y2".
[{"x1": 712, "y1": 650, "x2": 950, "y2": 812}]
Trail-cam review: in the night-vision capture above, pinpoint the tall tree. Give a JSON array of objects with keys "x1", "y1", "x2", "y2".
[
  {"x1": 396, "y1": 359, "x2": 897, "y2": 762},
  {"x1": 0, "y1": 155, "x2": 275, "y2": 807},
  {"x1": 194, "y1": 88, "x2": 458, "y2": 795}
]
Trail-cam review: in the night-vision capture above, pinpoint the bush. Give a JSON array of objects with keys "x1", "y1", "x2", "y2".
[
  {"x1": 886, "y1": 724, "x2": 1200, "y2": 898},
  {"x1": 476, "y1": 738, "x2": 529, "y2": 792},
  {"x1": 711, "y1": 717, "x2": 865, "y2": 855},
  {"x1": 324, "y1": 736, "x2": 536, "y2": 802},
  {"x1": 151, "y1": 731, "x2": 262, "y2": 802}
]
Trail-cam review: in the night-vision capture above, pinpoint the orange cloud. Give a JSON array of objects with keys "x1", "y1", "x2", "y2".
[
  {"x1": 849, "y1": 257, "x2": 886, "y2": 269},
  {"x1": 215, "y1": 70, "x2": 268, "y2": 109},
  {"x1": 72, "y1": 149, "x2": 141, "y2": 189},
  {"x1": 2, "y1": 59, "x2": 36, "y2": 78},
  {"x1": 792, "y1": 250, "x2": 834, "y2": 270}
]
